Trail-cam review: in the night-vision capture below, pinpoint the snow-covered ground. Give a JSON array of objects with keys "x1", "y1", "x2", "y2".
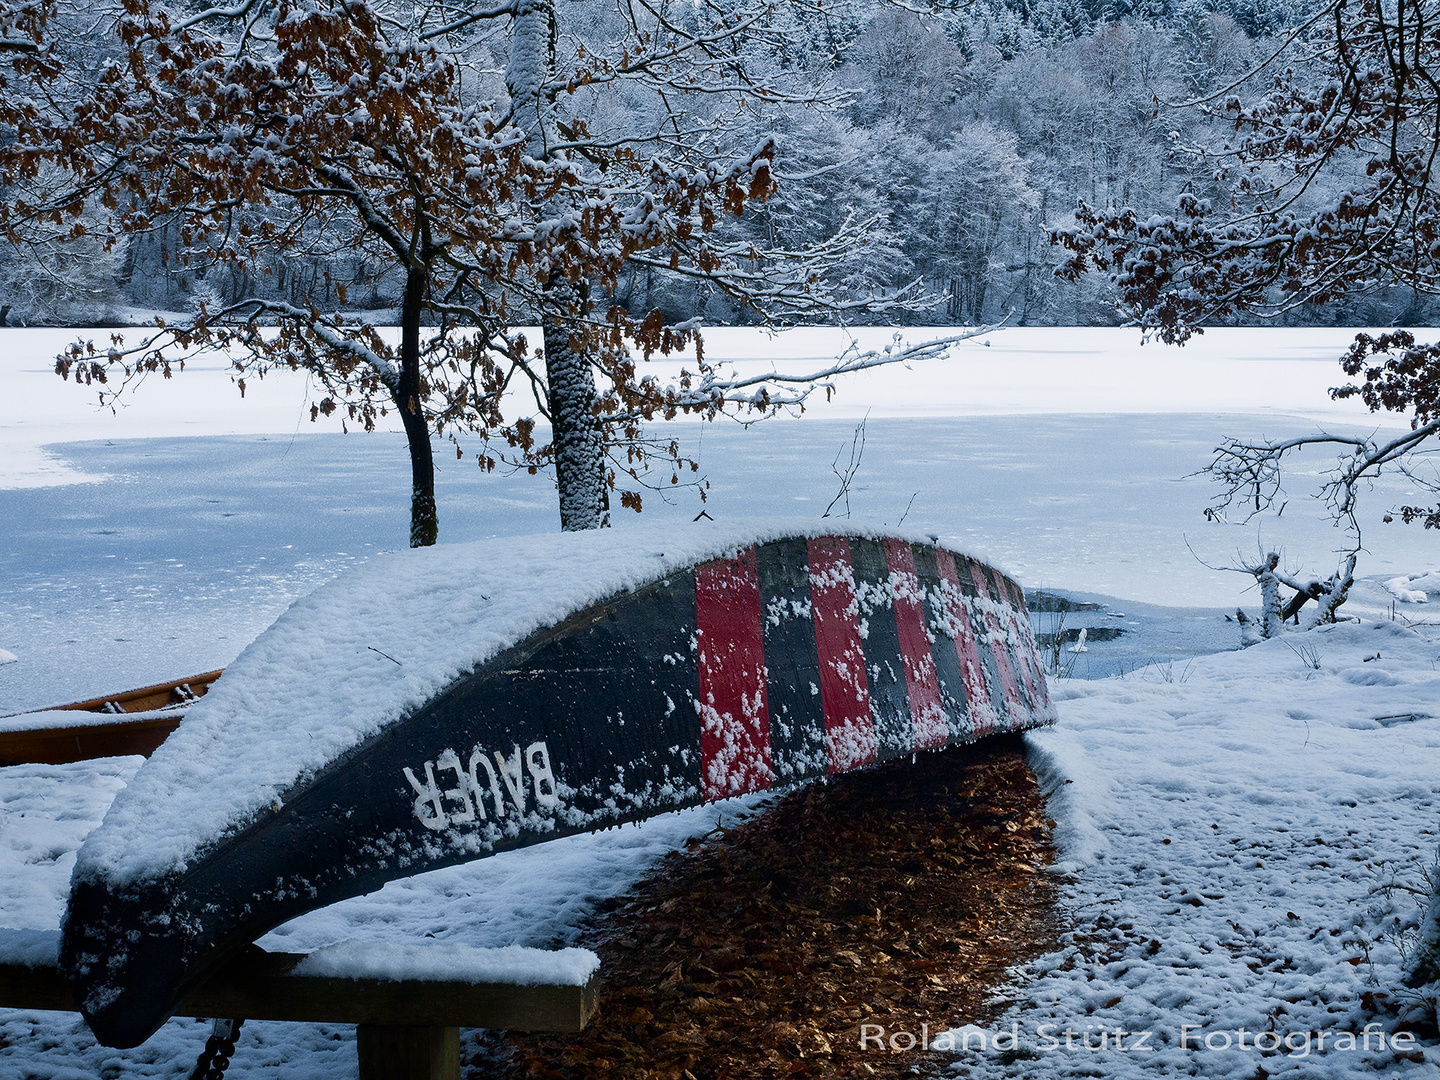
[
  {"x1": 937, "y1": 617, "x2": 1440, "y2": 1079},
  {"x1": 0, "y1": 325, "x2": 1437, "y2": 1076}
]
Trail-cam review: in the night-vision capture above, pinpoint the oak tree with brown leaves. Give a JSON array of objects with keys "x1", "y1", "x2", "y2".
[
  {"x1": 2, "y1": 0, "x2": 791, "y2": 544},
  {"x1": 3, "y1": 0, "x2": 985, "y2": 543}
]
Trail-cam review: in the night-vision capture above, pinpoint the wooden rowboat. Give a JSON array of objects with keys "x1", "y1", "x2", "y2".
[
  {"x1": 60, "y1": 528, "x2": 1054, "y2": 1048},
  {"x1": 0, "y1": 671, "x2": 224, "y2": 765}
]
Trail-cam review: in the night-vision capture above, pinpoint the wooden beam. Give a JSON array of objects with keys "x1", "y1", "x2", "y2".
[{"x1": 0, "y1": 946, "x2": 598, "y2": 1033}]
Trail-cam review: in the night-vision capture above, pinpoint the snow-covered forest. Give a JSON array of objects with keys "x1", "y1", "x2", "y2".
[{"x1": 3, "y1": 0, "x2": 1425, "y2": 330}]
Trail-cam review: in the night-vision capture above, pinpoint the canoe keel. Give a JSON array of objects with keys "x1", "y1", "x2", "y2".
[{"x1": 62, "y1": 534, "x2": 1054, "y2": 1047}]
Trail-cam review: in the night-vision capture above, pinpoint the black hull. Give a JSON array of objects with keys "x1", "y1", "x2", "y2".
[{"x1": 62, "y1": 534, "x2": 1054, "y2": 1047}]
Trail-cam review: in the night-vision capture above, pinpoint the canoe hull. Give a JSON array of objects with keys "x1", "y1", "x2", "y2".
[{"x1": 63, "y1": 535, "x2": 1053, "y2": 1047}]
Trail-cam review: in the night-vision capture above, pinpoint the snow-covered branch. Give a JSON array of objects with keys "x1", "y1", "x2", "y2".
[
  {"x1": 170, "y1": 0, "x2": 262, "y2": 32},
  {"x1": 608, "y1": 326, "x2": 1004, "y2": 421},
  {"x1": 248, "y1": 302, "x2": 402, "y2": 391},
  {"x1": 418, "y1": 0, "x2": 516, "y2": 40},
  {"x1": 1206, "y1": 418, "x2": 1440, "y2": 531}
]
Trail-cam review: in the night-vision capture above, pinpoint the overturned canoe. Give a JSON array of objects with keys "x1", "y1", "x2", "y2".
[{"x1": 62, "y1": 526, "x2": 1053, "y2": 1047}]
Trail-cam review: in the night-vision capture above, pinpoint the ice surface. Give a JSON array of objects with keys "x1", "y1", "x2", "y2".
[
  {"x1": 3, "y1": 321, "x2": 1432, "y2": 713},
  {"x1": 0, "y1": 323, "x2": 1394, "y2": 489},
  {"x1": 5, "y1": 413, "x2": 1436, "y2": 715}
]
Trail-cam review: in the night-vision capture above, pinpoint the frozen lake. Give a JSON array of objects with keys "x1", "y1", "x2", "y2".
[
  {"x1": 2, "y1": 325, "x2": 1435, "y2": 711},
  {"x1": 2, "y1": 326, "x2": 1438, "y2": 1080}
]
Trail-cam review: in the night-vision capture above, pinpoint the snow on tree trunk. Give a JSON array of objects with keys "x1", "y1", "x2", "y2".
[
  {"x1": 505, "y1": 0, "x2": 609, "y2": 531},
  {"x1": 1237, "y1": 551, "x2": 1356, "y2": 645},
  {"x1": 1300, "y1": 553, "x2": 1356, "y2": 630},
  {"x1": 1257, "y1": 552, "x2": 1283, "y2": 640},
  {"x1": 544, "y1": 306, "x2": 609, "y2": 532},
  {"x1": 1235, "y1": 608, "x2": 1261, "y2": 647},
  {"x1": 505, "y1": 0, "x2": 556, "y2": 155}
]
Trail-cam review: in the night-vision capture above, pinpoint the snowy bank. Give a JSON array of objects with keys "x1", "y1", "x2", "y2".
[{"x1": 938, "y1": 619, "x2": 1440, "y2": 1079}]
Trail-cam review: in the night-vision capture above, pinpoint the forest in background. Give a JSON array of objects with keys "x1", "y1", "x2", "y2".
[{"x1": 4, "y1": 0, "x2": 1431, "y2": 330}]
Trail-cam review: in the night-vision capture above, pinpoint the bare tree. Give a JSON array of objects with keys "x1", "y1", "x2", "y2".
[
  {"x1": 1212, "y1": 548, "x2": 1358, "y2": 642},
  {"x1": 1053, "y1": 0, "x2": 1440, "y2": 599}
]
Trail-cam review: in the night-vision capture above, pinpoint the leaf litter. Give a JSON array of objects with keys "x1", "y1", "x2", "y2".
[{"x1": 470, "y1": 734, "x2": 1060, "y2": 1079}]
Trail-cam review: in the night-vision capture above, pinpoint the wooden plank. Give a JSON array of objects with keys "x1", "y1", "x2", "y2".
[
  {"x1": 0, "y1": 947, "x2": 597, "y2": 1032},
  {"x1": 0, "y1": 715, "x2": 186, "y2": 766},
  {"x1": 40, "y1": 669, "x2": 226, "y2": 715}
]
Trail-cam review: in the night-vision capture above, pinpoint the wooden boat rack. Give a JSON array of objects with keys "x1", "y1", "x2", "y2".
[
  {"x1": 0, "y1": 675, "x2": 599, "y2": 1080},
  {"x1": 0, "y1": 935, "x2": 597, "y2": 1080}
]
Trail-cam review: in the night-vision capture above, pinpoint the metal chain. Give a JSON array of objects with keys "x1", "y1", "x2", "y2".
[{"x1": 188, "y1": 1017, "x2": 244, "y2": 1080}]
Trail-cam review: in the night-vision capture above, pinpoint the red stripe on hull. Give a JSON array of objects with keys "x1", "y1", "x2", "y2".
[
  {"x1": 806, "y1": 536, "x2": 877, "y2": 772},
  {"x1": 934, "y1": 549, "x2": 998, "y2": 737},
  {"x1": 881, "y1": 539, "x2": 947, "y2": 750},
  {"x1": 965, "y1": 558, "x2": 1025, "y2": 724},
  {"x1": 695, "y1": 548, "x2": 774, "y2": 798},
  {"x1": 991, "y1": 574, "x2": 1049, "y2": 713}
]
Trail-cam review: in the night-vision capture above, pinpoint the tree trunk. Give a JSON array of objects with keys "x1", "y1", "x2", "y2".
[
  {"x1": 1302, "y1": 553, "x2": 1356, "y2": 629},
  {"x1": 1281, "y1": 585, "x2": 1319, "y2": 624},
  {"x1": 397, "y1": 263, "x2": 438, "y2": 547},
  {"x1": 1256, "y1": 552, "x2": 1283, "y2": 639},
  {"x1": 543, "y1": 300, "x2": 609, "y2": 532},
  {"x1": 504, "y1": 0, "x2": 607, "y2": 531},
  {"x1": 506, "y1": 0, "x2": 557, "y2": 154}
]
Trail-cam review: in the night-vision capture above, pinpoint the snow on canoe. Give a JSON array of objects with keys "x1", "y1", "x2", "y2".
[{"x1": 61, "y1": 524, "x2": 1054, "y2": 1047}]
